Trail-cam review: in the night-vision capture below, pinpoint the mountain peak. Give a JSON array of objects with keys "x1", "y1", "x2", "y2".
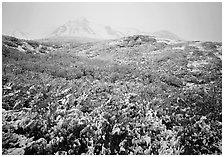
[
  {"x1": 69, "y1": 17, "x2": 89, "y2": 24},
  {"x1": 48, "y1": 17, "x2": 183, "y2": 41},
  {"x1": 152, "y1": 30, "x2": 183, "y2": 41},
  {"x1": 5, "y1": 29, "x2": 31, "y2": 40}
]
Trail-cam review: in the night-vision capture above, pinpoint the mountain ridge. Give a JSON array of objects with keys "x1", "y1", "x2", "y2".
[
  {"x1": 5, "y1": 17, "x2": 183, "y2": 41},
  {"x1": 48, "y1": 17, "x2": 183, "y2": 41}
]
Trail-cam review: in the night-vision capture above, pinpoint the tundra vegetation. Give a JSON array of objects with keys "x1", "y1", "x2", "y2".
[{"x1": 2, "y1": 35, "x2": 222, "y2": 155}]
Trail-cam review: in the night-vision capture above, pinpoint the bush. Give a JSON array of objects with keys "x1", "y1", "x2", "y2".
[
  {"x1": 202, "y1": 42, "x2": 217, "y2": 50},
  {"x1": 160, "y1": 74, "x2": 183, "y2": 88},
  {"x1": 4, "y1": 40, "x2": 18, "y2": 47},
  {"x1": 2, "y1": 35, "x2": 222, "y2": 155},
  {"x1": 27, "y1": 40, "x2": 39, "y2": 48}
]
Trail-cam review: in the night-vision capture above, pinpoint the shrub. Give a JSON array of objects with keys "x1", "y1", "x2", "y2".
[{"x1": 160, "y1": 74, "x2": 183, "y2": 88}]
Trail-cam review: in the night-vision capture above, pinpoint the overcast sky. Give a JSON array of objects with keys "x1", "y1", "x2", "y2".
[{"x1": 2, "y1": 2, "x2": 222, "y2": 41}]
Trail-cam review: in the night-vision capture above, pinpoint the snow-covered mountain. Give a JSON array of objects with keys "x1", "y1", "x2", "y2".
[
  {"x1": 6, "y1": 29, "x2": 31, "y2": 40},
  {"x1": 152, "y1": 30, "x2": 183, "y2": 41},
  {"x1": 49, "y1": 17, "x2": 120, "y2": 39},
  {"x1": 49, "y1": 17, "x2": 183, "y2": 41},
  {"x1": 5, "y1": 17, "x2": 183, "y2": 41},
  {"x1": 49, "y1": 17, "x2": 149, "y2": 40}
]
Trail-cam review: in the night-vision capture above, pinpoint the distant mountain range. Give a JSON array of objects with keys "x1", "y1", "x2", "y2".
[
  {"x1": 151, "y1": 30, "x2": 184, "y2": 41},
  {"x1": 48, "y1": 17, "x2": 143, "y2": 40},
  {"x1": 6, "y1": 29, "x2": 31, "y2": 40},
  {"x1": 6, "y1": 17, "x2": 183, "y2": 41}
]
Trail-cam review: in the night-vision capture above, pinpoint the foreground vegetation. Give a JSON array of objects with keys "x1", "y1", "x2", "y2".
[{"x1": 2, "y1": 35, "x2": 222, "y2": 155}]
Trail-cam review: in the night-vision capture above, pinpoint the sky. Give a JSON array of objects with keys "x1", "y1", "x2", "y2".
[{"x1": 2, "y1": 2, "x2": 222, "y2": 41}]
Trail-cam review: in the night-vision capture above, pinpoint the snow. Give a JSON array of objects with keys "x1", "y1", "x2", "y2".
[
  {"x1": 17, "y1": 46, "x2": 25, "y2": 52},
  {"x1": 23, "y1": 42, "x2": 34, "y2": 50},
  {"x1": 49, "y1": 17, "x2": 182, "y2": 41},
  {"x1": 172, "y1": 46, "x2": 185, "y2": 50}
]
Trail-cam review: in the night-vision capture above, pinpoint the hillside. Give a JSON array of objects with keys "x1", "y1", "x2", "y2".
[{"x1": 2, "y1": 35, "x2": 222, "y2": 155}]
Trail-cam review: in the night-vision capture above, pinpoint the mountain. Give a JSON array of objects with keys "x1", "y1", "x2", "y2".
[
  {"x1": 49, "y1": 17, "x2": 125, "y2": 39},
  {"x1": 6, "y1": 17, "x2": 183, "y2": 41},
  {"x1": 151, "y1": 30, "x2": 183, "y2": 41},
  {"x1": 49, "y1": 17, "x2": 182, "y2": 41},
  {"x1": 6, "y1": 29, "x2": 31, "y2": 40}
]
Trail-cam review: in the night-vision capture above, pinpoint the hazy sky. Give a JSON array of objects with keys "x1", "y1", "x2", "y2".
[{"x1": 2, "y1": 2, "x2": 222, "y2": 41}]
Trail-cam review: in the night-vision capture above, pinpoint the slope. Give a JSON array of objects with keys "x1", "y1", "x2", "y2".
[{"x1": 2, "y1": 35, "x2": 222, "y2": 155}]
